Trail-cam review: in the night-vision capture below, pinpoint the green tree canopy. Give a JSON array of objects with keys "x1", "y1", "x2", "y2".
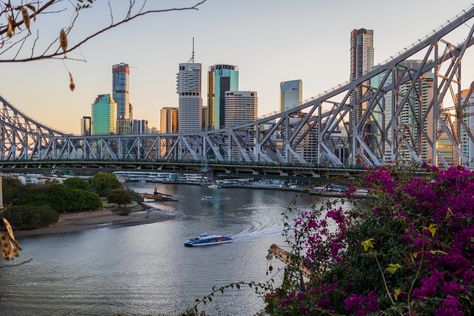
[
  {"x1": 107, "y1": 188, "x2": 132, "y2": 207},
  {"x1": 4, "y1": 205, "x2": 59, "y2": 230},
  {"x1": 89, "y1": 172, "x2": 121, "y2": 197},
  {"x1": 63, "y1": 177, "x2": 90, "y2": 190}
]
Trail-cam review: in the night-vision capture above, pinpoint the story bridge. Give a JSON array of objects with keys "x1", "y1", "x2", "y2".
[{"x1": 2, "y1": 5, "x2": 474, "y2": 173}]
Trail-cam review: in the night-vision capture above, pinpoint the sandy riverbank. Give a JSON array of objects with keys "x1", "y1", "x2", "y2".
[{"x1": 15, "y1": 204, "x2": 178, "y2": 239}]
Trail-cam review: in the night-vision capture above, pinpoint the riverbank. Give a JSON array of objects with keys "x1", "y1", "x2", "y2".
[{"x1": 15, "y1": 203, "x2": 178, "y2": 238}]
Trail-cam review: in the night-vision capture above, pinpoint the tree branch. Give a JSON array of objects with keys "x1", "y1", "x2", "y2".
[{"x1": 0, "y1": 0, "x2": 207, "y2": 63}]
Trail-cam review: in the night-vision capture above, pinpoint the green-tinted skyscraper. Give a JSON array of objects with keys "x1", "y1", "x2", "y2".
[
  {"x1": 207, "y1": 64, "x2": 239, "y2": 129},
  {"x1": 91, "y1": 94, "x2": 117, "y2": 135}
]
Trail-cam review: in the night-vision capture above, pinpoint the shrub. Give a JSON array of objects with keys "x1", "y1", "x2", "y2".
[
  {"x1": 19, "y1": 184, "x2": 102, "y2": 213},
  {"x1": 261, "y1": 165, "x2": 474, "y2": 315},
  {"x1": 4, "y1": 205, "x2": 59, "y2": 229}
]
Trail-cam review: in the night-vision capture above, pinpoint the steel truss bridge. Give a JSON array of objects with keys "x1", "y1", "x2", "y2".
[{"x1": 2, "y1": 5, "x2": 474, "y2": 170}]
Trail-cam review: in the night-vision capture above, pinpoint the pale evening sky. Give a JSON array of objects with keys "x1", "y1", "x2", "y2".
[{"x1": 1, "y1": 0, "x2": 473, "y2": 134}]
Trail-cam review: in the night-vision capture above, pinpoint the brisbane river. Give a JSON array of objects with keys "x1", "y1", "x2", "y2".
[{"x1": 0, "y1": 183, "x2": 317, "y2": 315}]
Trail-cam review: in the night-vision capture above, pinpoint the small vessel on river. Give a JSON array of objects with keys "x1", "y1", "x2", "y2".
[
  {"x1": 143, "y1": 185, "x2": 178, "y2": 202},
  {"x1": 184, "y1": 234, "x2": 233, "y2": 247}
]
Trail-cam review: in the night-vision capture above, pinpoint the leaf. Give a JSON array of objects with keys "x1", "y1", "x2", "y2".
[
  {"x1": 361, "y1": 238, "x2": 375, "y2": 252},
  {"x1": 385, "y1": 263, "x2": 402, "y2": 274},
  {"x1": 421, "y1": 223, "x2": 437, "y2": 238},
  {"x1": 20, "y1": 7, "x2": 30, "y2": 33},
  {"x1": 60, "y1": 28, "x2": 68, "y2": 55},
  {"x1": 393, "y1": 289, "x2": 401, "y2": 301},
  {"x1": 3, "y1": 218, "x2": 16, "y2": 241},
  {"x1": 69, "y1": 72, "x2": 76, "y2": 92},
  {"x1": 412, "y1": 252, "x2": 418, "y2": 259},
  {"x1": 7, "y1": 16, "x2": 14, "y2": 38}
]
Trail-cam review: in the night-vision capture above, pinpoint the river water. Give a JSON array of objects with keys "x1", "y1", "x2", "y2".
[{"x1": 0, "y1": 183, "x2": 317, "y2": 315}]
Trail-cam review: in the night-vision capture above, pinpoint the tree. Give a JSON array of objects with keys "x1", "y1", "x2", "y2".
[
  {"x1": 63, "y1": 177, "x2": 90, "y2": 190},
  {"x1": 89, "y1": 172, "x2": 121, "y2": 197},
  {"x1": 107, "y1": 188, "x2": 132, "y2": 207}
]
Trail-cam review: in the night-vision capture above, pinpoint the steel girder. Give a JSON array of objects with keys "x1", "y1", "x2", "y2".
[{"x1": 1, "y1": 5, "x2": 474, "y2": 167}]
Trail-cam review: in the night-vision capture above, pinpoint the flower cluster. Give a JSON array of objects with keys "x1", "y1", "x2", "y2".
[{"x1": 265, "y1": 166, "x2": 474, "y2": 315}]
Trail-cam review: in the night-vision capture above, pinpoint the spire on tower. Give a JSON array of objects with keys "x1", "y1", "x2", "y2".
[{"x1": 188, "y1": 37, "x2": 195, "y2": 63}]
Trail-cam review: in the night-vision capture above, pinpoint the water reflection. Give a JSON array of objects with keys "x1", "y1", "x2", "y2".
[{"x1": 0, "y1": 183, "x2": 316, "y2": 315}]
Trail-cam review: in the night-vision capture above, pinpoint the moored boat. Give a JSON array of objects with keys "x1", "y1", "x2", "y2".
[{"x1": 184, "y1": 234, "x2": 233, "y2": 247}]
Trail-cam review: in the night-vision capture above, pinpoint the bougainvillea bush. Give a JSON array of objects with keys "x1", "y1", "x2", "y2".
[{"x1": 265, "y1": 165, "x2": 473, "y2": 315}]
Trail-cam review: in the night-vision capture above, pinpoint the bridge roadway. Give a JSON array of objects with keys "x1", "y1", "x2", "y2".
[{"x1": 0, "y1": 160, "x2": 366, "y2": 177}]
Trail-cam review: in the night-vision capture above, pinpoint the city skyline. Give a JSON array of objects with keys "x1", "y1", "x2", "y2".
[{"x1": 2, "y1": 0, "x2": 474, "y2": 134}]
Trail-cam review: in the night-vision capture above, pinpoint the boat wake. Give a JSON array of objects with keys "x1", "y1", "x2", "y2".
[{"x1": 232, "y1": 226, "x2": 282, "y2": 242}]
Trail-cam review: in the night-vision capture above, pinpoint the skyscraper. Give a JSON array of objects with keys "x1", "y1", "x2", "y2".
[
  {"x1": 398, "y1": 60, "x2": 434, "y2": 162},
  {"x1": 112, "y1": 63, "x2": 130, "y2": 120},
  {"x1": 177, "y1": 62, "x2": 202, "y2": 133},
  {"x1": 280, "y1": 80, "x2": 302, "y2": 112},
  {"x1": 224, "y1": 91, "x2": 257, "y2": 161},
  {"x1": 458, "y1": 89, "x2": 474, "y2": 167},
  {"x1": 81, "y1": 116, "x2": 91, "y2": 136},
  {"x1": 160, "y1": 107, "x2": 178, "y2": 134},
  {"x1": 224, "y1": 91, "x2": 258, "y2": 128},
  {"x1": 350, "y1": 29, "x2": 374, "y2": 163},
  {"x1": 91, "y1": 94, "x2": 117, "y2": 135},
  {"x1": 208, "y1": 64, "x2": 239, "y2": 129},
  {"x1": 202, "y1": 106, "x2": 208, "y2": 131},
  {"x1": 132, "y1": 119, "x2": 148, "y2": 134},
  {"x1": 350, "y1": 29, "x2": 374, "y2": 82}
]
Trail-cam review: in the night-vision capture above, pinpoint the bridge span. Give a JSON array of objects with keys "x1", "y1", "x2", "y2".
[
  {"x1": 1, "y1": 5, "x2": 474, "y2": 170},
  {"x1": 0, "y1": 160, "x2": 365, "y2": 178}
]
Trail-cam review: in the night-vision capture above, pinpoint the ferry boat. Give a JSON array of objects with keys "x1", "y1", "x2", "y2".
[{"x1": 184, "y1": 234, "x2": 233, "y2": 247}]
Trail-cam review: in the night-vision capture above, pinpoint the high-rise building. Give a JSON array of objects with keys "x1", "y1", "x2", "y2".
[
  {"x1": 177, "y1": 63, "x2": 202, "y2": 133},
  {"x1": 224, "y1": 91, "x2": 258, "y2": 128},
  {"x1": 350, "y1": 29, "x2": 374, "y2": 82},
  {"x1": 458, "y1": 89, "x2": 474, "y2": 167},
  {"x1": 160, "y1": 107, "x2": 178, "y2": 134},
  {"x1": 350, "y1": 29, "x2": 374, "y2": 164},
  {"x1": 202, "y1": 106, "x2": 208, "y2": 130},
  {"x1": 81, "y1": 116, "x2": 91, "y2": 136},
  {"x1": 224, "y1": 91, "x2": 257, "y2": 161},
  {"x1": 112, "y1": 63, "x2": 130, "y2": 120},
  {"x1": 280, "y1": 80, "x2": 302, "y2": 112},
  {"x1": 91, "y1": 94, "x2": 117, "y2": 135},
  {"x1": 132, "y1": 119, "x2": 148, "y2": 134},
  {"x1": 208, "y1": 64, "x2": 239, "y2": 129},
  {"x1": 398, "y1": 60, "x2": 434, "y2": 162}
]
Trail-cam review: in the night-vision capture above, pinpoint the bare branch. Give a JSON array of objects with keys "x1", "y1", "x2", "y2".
[{"x1": 0, "y1": 0, "x2": 208, "y2": 63}]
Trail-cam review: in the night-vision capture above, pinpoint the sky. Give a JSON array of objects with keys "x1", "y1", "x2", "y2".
[{"x1": 1, "y1": 0, "x2": 474, "y2": 134}]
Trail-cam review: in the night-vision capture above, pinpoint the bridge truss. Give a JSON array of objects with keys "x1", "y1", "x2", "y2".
[{"x1": 2, "y1": 5, "x2": 474, "y2": 168}]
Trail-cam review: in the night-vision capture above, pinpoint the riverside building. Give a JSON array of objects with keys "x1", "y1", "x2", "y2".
[
  {"x1": 81, "y1": 116, "x2": 91, "y2": 136},
  {"x1": 208, "y1": 64, "x2": 239, "y2": 129},
  {"x1": 91, "y1": 94, "x2": 117, "y2": 135},
  {"x1": 177, "y1": 62, "x2": 202, "y2": 133},
  {"x1": 280, "y1": 80, "x2": 302, "y2": 112}
]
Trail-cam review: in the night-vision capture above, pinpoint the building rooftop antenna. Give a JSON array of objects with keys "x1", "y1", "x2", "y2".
[{"x1": 188, "y1": 37, "x2": 195, "y2": 63}]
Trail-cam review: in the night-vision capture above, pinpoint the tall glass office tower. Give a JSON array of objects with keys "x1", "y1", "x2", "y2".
[
  {"x1": 280, "y1": 80, "x2": 302, "y2": 112},
  {"x1": 208, "y1": 64, "x2": 239, "y2": 129},
  {"x1": 91, "y1": 94, "x2": 117, "y2": 135},
  {"x1": 112, "y1": 63, "x2": 130, "y2": 120}
]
